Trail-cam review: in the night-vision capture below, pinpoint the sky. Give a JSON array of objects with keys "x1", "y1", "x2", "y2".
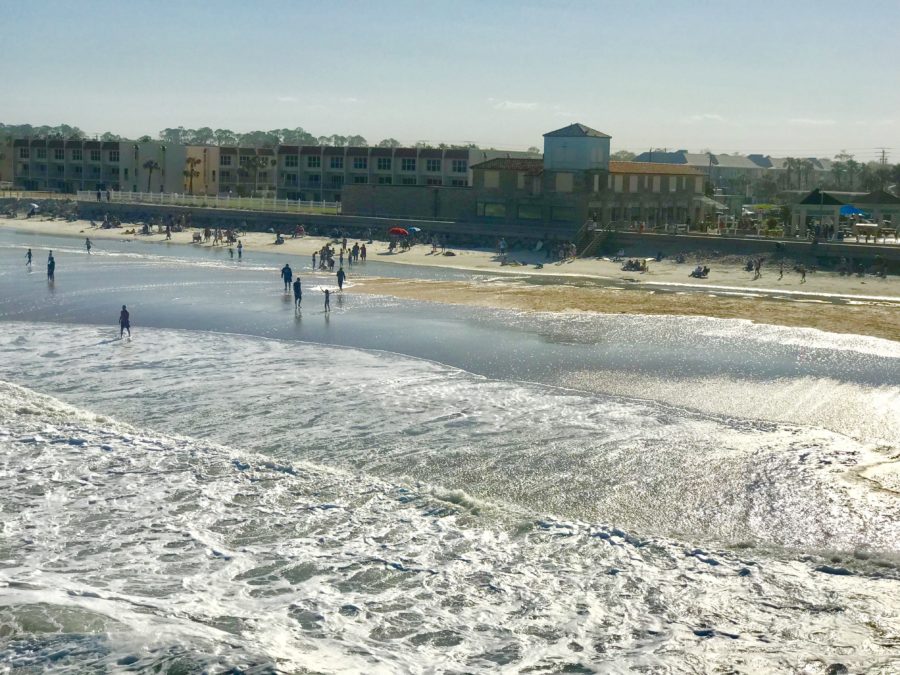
[{"x1": 3, "y1": 0, "x2": 899, "y2": 161}]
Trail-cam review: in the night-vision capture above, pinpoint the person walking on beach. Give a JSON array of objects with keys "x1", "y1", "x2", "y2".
[
  {"x1": 237, "y1": 240, "x2": 243, "y2": 260},
  {"x1": 281, "y1": 263, "x2": 293, "y2": 292},
  {"x1": 312, "y1": 251, "x2": 317, "y2": 269},
  {"x1": 799, "y1": 265, "x2": 807, "y2": 283},
  {"x1": 360, "y1": 244, "x2": 367, "y2": 262},
  {"x1": 336, "y1": 267, "x2": 346, "y2": 291},
  {"x1": 96, "y1": 189, "x2": 101, "y2": 202},
  {"x1": 292, "y1": 277, "x2": 302, "y2": 308},
  {"x1": 85, "y1": 237, "x2": 92, "y2": 254},
  {"x1": 323, "y1": 288, "x2": 331, "y2": 312},
  {"x1": 778, "y1": 262, "x2": 784, "y2": 280},
  {"x1": 47, "y1": 253, "x2": 55, "y2": 281},
  {"x1": 228, "y1": 247, "x2": 234, "y2": 259},
  {"x1": 119, "y1": 305, "x2": 131, "y2": 338},
  {"x1": 25, "y1": 249, "x2": 32, "y2": 267}
]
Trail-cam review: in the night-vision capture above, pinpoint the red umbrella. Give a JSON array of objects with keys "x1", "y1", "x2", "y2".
[{"x1": 388, "y1": 227, "x2": 408, "y2": 236}]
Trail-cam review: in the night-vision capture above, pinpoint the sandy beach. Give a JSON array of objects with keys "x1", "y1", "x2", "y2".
[{"x1": 5, "y1": 215, "x2": 900, "y2": 341}]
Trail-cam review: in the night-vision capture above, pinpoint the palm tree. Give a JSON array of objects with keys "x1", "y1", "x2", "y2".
[
  {"x1": 845, "y1": 159, "x2": 860, "y2": 191},
  {"x1": 782, "y1": 157, "x2": 798, "y2": 190},
  {"x1": 183, "y1": 157, "x2": 201, "y2": 194},
  {"x1": 246, "y1": 155, "x2": 269, "y2": 196},
  {"x1": 143, "y1": 160, "x2": 160, "y2": 192},
  {"x1": 799, "y1": 159, "x2": 815, "y2": 190}
]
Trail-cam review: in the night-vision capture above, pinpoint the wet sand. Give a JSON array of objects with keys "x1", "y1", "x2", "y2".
[{"x1": 5, "y1": 216, "x2": 899, "y2": 341}]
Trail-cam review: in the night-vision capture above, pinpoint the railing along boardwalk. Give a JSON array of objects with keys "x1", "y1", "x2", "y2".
[{"x1": 73, "y1": 191, "x2": 341, "y2": 215}]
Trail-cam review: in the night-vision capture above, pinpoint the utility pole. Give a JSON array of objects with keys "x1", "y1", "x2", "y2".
[{"x1": 877, "y1": 147, "x2": 890, "y2": 189}]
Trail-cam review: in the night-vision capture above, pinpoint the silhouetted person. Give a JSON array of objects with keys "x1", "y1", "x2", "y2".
[
  {"x1": 119, "y1": 305, "x2": 131, "y2": 338},
  {"x1": 47, "y1": 253, "x2": 55, "y2": 281}
]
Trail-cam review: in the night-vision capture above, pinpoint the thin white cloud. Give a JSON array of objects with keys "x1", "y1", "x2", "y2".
[
  {"x1": 491, "y1": 100, "x2": 538, "y2": 111},
  {"x1": 682, "y1": 113, "x2": 726, "y2": 124},
  {"x1": 276, "y1": 96, "x2": 298, "y2": 103},
  {"x1": 788, "y1": 118, "x2": 836, "y2": 126}
]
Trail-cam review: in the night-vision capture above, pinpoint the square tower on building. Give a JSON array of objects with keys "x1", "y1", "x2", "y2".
[{"x1": 542, "y1": 123, "x2": 611, "y2": 172}]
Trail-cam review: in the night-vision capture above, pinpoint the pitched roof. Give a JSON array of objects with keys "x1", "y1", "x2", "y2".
[
  {"x1": 852, "y1": 189, "x2": 900, "y2": 205},
  {"x1": 798, "y1": 189, "x2": 845, "y2": 206},
  {"x1": 543, "y1": 123, "x2": 610, "y2": 139},
  {"x1": 609, "y1": 161, "x2": 704, "y2": 176},
  {"x1": 470, "y1": 157, "x2": 544, "y2": 174},
  {"x1": 633, "y1": 151, "x2": 687, "y2": 164},
  {"x1": 712, "y1": 153, "x2": 760, "y2": 169}
]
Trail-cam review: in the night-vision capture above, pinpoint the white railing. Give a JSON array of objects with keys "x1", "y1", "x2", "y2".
[{"x1": 75, "y1": 190, "x2": 341, "y2": 214}]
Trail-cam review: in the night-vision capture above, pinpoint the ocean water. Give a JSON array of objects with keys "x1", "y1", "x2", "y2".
[{"x1": 1, "y1": 231, "x2": 899, "y2": 673}]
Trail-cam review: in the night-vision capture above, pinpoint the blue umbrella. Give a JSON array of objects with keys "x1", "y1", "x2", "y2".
[
  {"x1": 408, "y1": 227, "x2": 422, "y2": 232},
  {"x1": 840, "y1": 205, "x2": 865, "y2": 216}
]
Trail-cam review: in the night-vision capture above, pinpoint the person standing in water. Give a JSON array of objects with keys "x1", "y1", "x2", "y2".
[
  {"x1": 119, "y1": 305, "x2": 131, "y2": 338},
  {"x1": 323, "y1": 288, "x2": 331, "y2": 312},
  {"x1": 25, "y1": 249, "x2": 32, "y2": 267},
  {"x1": 336, "y1": 266, "x2": 346, "y2": 291},
  {"x1": 85, "y1": 237, "x2": 92, "y2": 254},
  {"x1": 292, "y1": 277, "x2": 302, "y2": 308},
  {"x1": 312, "y1": 251, "x2": 317, "y2": 269},
  {"x1": 237, "y1": 240, "x2": 243, "y2": 260},
  {"x1": 281, "y1": 263, "x2": 293, "y2": 292},
  {"x1": 47, "y1": 253, "x2": 55, "y2": 281}
]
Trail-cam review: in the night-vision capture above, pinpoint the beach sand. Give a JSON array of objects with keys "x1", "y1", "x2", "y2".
[{"x1": 5, "y1": 216, "x2": 900, "y2": 341}]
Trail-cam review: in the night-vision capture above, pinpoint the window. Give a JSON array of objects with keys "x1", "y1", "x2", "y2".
[
  {"x1": 123, "y1": 168, "x2": 129, "y2": 179},
  {"x1": 426, "y1": 178, "x2": 442, "y2": 186},
  {"x1": 353, "y1": 175, "x2": 368, "y2": 184},
  {"x1": 378, "y1": 176, "x2": 392, "y2": 185},
  {"x1": 221, "y1": 155, "x2": 232, "y2": 166},
  {"x1": 652, "y1": 176, "x2": 660, "y2": 193},
  {"x1": 36, "y1": 148, "x2": 47, "y2": 159},
  {"x1": 401, "y1": 158, "x2": 416, "y2": 172},
  {"x1": 669, "y1": 176, "x2": 676, "y2": 192},
  {"x1": 109, "y1": 150, "x2": 119, "y2": 162},
  {"x1": 552, "y1": 206, "x2": 576, "y2": 222},
  {"x1": 284, "y1": 173, "x2": 298, "y2": 185},
  {"x1": 517, "y1": 205, "x2": 542, "y2": 219},
  {"x1": 483, "y1": 170, "x2": 499, "y2": 189},
  {"x1": 56, "y1": 165, "x2": 64, "y2": 174},
  {"x1": 353, "y1": 157, "x2": 367, "y2": 170},
  {"x1": 54, "y1": 149, "x2": 64, "y2": 160},
  {"x1": 450, "y1": 179, "x2": 466, "y2": 187},
  {"x1": 308, "y1": 174, "x2": 321, "y2": 185},
  {"x1": 426, "y1": 159, "x2": 441, "y2": 172},
  {"x1": 307, "y1": 156, "x2": 321, "y2": 169},
  {"x1": 555, "y1": 173, "x2": 573, "y2": 193},
  {"x1": 477, "y1": 201, "x2": 506, "y2": 218},
  {"x1": 220, "y1": 170, "x2": 232, "y2": 180},
  {"x1": 695, "y1": 177, "x2": 703, "y2": 193},
  {"x1": 72, "y1": 149, "x2": 82, "y2": 161},
  {"x1": 211, "y1": 171, "x2": 215, "y2": 181},
  {"x1": 330, "y1": 175, "x2": 343, "y2": 187},
  {"x1": 614, "y1": 175, "x2": 623, "y2": 192},
  {"x1": 330, "y1": 156, "x2": 344, "y2": 169},
  {"x1": 452, "y1": 159, "x2": 467, "y2": 173},
  {"x1": 401, "y1": 177, "x2": 416, "y2": 185},
  {"x1": 19, "y1": 148, "x2": 29, "y2": 159},
  {"x1": 73, "y1": 166, "x2": 82, "y2": 175},
  {"x1": 377, "y1": 157, "x2": 391, "y2": 171},
  {"x1": 259, "y1": 172, "x2": 267, "y2": 181},
  {"x1": 90, "y1": 150, "x2": 101, "y2": 162},
  {"x1": 629, "y1": 175, "x2": 638, "y2": 192},
  {"x1": 239, "y1": 155, "x2": 251, "y2": 167},
  {"x1": 284, "y1": 155, "x2": 298, "y2": 168},
  {"x1": 91, "y1": 166, "x2": 100, "y2": 176}
]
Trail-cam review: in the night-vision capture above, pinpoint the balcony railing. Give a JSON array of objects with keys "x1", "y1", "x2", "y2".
[{"x1": 75, "y1": 190, "x2": 341, "y2": 215}]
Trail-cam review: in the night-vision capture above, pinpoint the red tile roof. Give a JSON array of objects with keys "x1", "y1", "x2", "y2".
[
  {"x1": 609, "y1": 161, "x2": 703, "y2": 176},
  {"x1": 470, "y1": 157, "x2": 543, "y2": 174}
]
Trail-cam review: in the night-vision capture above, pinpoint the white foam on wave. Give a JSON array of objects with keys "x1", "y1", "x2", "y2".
[
  {"x1": 2, "y1": 379, "x2": 899, "y2": 673},
  {"x1": 0, "y1": 321, "x2": 897, "y2": 555}
]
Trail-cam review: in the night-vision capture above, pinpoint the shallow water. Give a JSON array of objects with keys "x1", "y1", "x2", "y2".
[{"x1": 1, "y1": 230, "x2": 898, "y2": 673}]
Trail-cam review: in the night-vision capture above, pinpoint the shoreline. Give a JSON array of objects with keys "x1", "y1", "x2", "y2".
[{"x1": 4, "y1": 216, "x2": 900, "y2": 342}]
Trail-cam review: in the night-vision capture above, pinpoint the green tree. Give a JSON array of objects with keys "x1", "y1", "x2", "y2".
[
  {"x1": 347, "y1": 135, "x2": 368, "y2": 147},
  {"x1": 214, "y1": 129, "x2": 238, "y2": 146},
  {"x1": 100, "y1": 132, "x2": 122, "y2": 141},
  {"x1": 611, "y1": 150, "x2": 636, "y2": 161},
  {"x1": 138, "y1": 135, "x2": 152, "y2": 143},
  {"x1": 143, "y1": 159, "x2": 160, "y2": 191},
  {"x1": 191, "y1": 127, "x2": 215, "y2": 145},
  {"x1": 377, "y1": 138, "x2": 401, "y2": 148},
  {"x1": 159, "y1": 127, "x2": 186, "y2": 144},
  {"x1": 183, "y1": 157, "x2": 201, "y2": 194}
]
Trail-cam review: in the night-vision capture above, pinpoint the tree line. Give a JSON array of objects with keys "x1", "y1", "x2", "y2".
[{"x1": 0, "y1": 123, "x2": 481, "y2": 150}]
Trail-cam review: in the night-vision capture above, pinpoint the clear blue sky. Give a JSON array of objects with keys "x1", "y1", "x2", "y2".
[{"x1": 4, "y1": 0, "x2": 898, "y2": 161}]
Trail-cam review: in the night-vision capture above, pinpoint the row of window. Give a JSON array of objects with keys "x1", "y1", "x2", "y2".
[
  {"x1": 222, "y1": 154, "x2": 467, "y2": 173},
  {"x1": 611, "y1": 174, "x2": 703, "y2": 194},
  {"x1": 477, "y1": 201, "x2": 576, "y2": 222},
  {"x1": 19, "y1": 148, "x2": 120, "y2": 162}
]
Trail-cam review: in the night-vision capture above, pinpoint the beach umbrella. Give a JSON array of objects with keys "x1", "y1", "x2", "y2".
[
  {"x1": 388, "y1": 227, "x2": 408, "y2": 236},
  {"x1": 408, "y1": 226, "x2": 421, "y2": 233},
  {"x1": 30, "y1": 203, "x2": 40, "y2": 209}
]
